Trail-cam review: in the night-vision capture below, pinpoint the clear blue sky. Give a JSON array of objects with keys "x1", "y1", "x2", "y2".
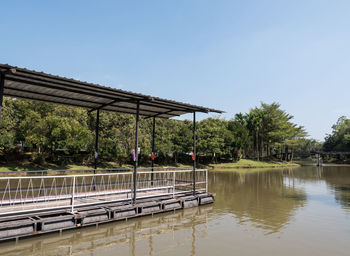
[{"x1": 1, "y1": 0, "x2": 349, "y2": 141}]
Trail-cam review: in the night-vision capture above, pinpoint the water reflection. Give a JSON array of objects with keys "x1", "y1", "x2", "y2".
[
  {"x1": 0, "y1": 205, "x2": 212, "y2": 256},
  {"x1": 277, "y1": 166, "x2": 350, "y2": 211},
  {"x1": 211, "y1": 166, "x2": 350, "y2": 234},
  {"x1": 1, "y1": 166, "x2": 350, "y2": 256},
  {"x1": 211, "y1": 169, "x2": 307, "y2": 234}
]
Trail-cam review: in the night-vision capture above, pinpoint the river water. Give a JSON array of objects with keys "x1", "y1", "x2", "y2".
[{"x1": 1, "y1": 166, "x2": 349, "y2": 256}]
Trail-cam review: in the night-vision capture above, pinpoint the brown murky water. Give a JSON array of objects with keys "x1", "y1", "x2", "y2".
[{"x1": 1, "y1": 166, "x2": 349, "y2": 256}]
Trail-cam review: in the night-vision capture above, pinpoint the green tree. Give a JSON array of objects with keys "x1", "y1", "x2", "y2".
[
  {"x1": 323, "y1": 116, "x2": 350, "y2": 152},
  {"x1": 197, "y1": 117, "x2": 227, "y2": 162}
]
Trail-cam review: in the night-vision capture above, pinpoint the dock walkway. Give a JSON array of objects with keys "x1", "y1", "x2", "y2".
[{"x1": 0, "y1": 169, "x2": 213, "y2": 242}]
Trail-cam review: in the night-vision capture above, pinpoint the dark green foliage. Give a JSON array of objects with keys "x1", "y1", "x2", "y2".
[
  {"x1": 228, "y1": 102, "x2": 307, "y2": 160},
  {"x1": 292, "y1": 139, "x2": 323, "y2": 158},
  {"x1": 323, "y1": 116, "x2": 350, "y2": 152},
  {"x1": 0, "y1": 98, "x2": 308, "y2": 165}
]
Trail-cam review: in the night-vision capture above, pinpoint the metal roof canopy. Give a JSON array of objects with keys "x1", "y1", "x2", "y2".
[
  {"x1": 0, "y1": 64, "x2": 223, "y2": 119},
  {"x1": 0, "y1": 63, "x2": 222, "y2": 198}
]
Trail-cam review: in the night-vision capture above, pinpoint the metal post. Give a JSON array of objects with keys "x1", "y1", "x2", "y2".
[
  {"x1": 316, "y1": 153, "x2": 320, "y2": 166},
  {"x1": 71, "y1": 176, "x2": 76, "y2": 213},
  {"x1": 93, "y1": 109, "x2": 100, "y2": 190},
  {"x1": 133, "y1": 101, "x2": 140, "y2": 203},
  {"x1": 173, "y1": 171, "x2": 176, "y2": 198},
  {"x1": 193, "y1": 112, "x2": 196, "y2": 195},
  {"x1": 205, "y1": 170, "x2": 208, "y2": 193},
  {"x1": 0, "y1": 73, "x2": 5, "y2": 123},
  {"x1": 151, "y1": 116, "x2": 156, "y2": 185},
  {"x1": 94, "y1": 109, "x2": 100, "y2": 171}
]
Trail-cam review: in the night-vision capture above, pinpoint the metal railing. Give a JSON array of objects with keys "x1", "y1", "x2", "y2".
[
  {"x1": 0, "y1": 167, "x2": 192, "y2": 176},
  {"x1": 0, "y1": 169, "x2": 208, "y2": 216}
]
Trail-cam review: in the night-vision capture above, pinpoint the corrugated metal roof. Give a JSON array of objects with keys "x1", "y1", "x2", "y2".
[{"x1": 0, "y1": 64, "x2": 223, "y2": 118}]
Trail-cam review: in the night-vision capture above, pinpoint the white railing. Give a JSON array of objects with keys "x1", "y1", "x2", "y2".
[{"x1": 0, "y1": 169, "x2": 208, "y2": 216}]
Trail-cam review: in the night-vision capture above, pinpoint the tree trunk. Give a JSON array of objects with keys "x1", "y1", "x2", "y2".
[
  {"x1": 256, "y1": 130, "x2": 259, "y2": 161},
  {"x1": 285, "y1": 145, "x2": 289, "y2": 161},
  {"x1": 280, "y1": 146, "x2": 283, "y2": 161}
]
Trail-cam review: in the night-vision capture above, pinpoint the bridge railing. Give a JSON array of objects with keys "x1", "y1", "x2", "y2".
[{"x1": 0, "y1": 169, "x2": 207, "y2": 216}]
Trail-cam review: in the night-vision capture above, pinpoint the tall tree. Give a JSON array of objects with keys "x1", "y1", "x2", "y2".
[{"x1": 323, "y1": 116, "x2": 350, "y2": 152}]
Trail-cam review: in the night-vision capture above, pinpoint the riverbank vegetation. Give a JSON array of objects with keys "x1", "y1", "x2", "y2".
[
  {"x1": 322, "y1": 116, "x2": 350, "y2": 163},
  {"x1": 0, "y1": 159, "x2": 299, "y2": 172},
  {"x1": 0, "y1": 98, "x2": 317, "y2": 169},
  {"x1": 323, "y1": 116, "x2": 350, "y2": 152},
  {"x1": 208, "y1": 159, "x2": 299, "y2": 169}
]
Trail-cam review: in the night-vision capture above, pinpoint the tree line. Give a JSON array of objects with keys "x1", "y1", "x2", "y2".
[
  {"x1": 0, "y1": 98, "x2": 314, "y2": 166},
  {"x1": 323, "y1": 116, "x2": 350, "y2": 152}
]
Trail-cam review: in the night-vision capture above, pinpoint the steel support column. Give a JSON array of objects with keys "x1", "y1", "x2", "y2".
[
  {"x1": 0, "y1": 73, "x2": 5, "y2": 123},
  {"x1": 94, "y1": 109, "x2": 100, "y2": 186},
  {"x1": 94, "y1": 109, "x2": 100, "y2": 170},
  {"x1": 151, "y1": 116, "x2": 156, "y2": 185},
  {"x1": 133, "y1": 101, "x2": 140, "y2": 203},
  {"x1": 193, "y1": 112, "x2": 196, "y2": 195}
]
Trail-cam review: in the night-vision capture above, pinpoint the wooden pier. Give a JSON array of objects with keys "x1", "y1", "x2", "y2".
[
  {"x1": 0, "y1": 169, "x2": 213, "y2": 242},
  {"x1": 0, "y1": 192, "x2": 214, "y2": 242}
]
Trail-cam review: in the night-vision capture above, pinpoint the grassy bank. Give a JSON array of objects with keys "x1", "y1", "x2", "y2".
[
  {"x1": 0, "y1": 159, "x2": 299, "y2": 172},
  {"x1": 0, "y1": 161, "x2": 128, "y2": 172},
  {"x1": 207, "y1": 159, "x2": 300, "y2": 169},
  {"x1": 0, "y1": 161, "x2": 193, "y2": 172}
]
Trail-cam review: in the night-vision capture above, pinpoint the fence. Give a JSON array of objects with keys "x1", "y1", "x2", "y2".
[{"x1": 0, "y1": 169, "x2": 208, "y2": 216}]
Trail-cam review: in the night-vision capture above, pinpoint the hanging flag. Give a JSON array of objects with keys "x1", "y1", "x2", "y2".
[
  {"x1": 150, "y1": 153, "x2": 156, "y2": 161},
  {"x1": 94, "y1": 151, "x2": 98, "y2": 160}
]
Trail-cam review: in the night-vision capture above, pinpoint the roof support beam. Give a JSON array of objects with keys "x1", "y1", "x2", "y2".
[
  {"x1": 88, "y1": 99, "x2": 132, "y2": 113},
  {"x1": 11, "y1": 71, "x2": 145, "y2": 101},
  {"x1": 100, "y1": 103, "x2": 172, "y2": 115},
  {"x1": 133, "y1": 99, "x2": 207, "y2": 113},
  {"x1": 6, "y1": 88, "x2": 172, "y2": 116},
  {"x1": 5, "y1": 76, "x2": 129, "y2": 102},
  {"x1": 88, "y1": 97, "x2": 154, "y2": 113},
  {"x1": 5, "y1": 80, "x2": 183, "y2": 116},
  {"x1": 3, "y1": 92, "x2": 164, "y2": 118},
  {"x1": 4, "y1": 92, "x2": 94, "y2": 109},
  {"x1": 15, "y1": 69, "x2": 151, "y2": 101},
  {"x1": 0, "y1": 64, "x2": 223, "y2": 118},
  {"x1": 7, "y1": 75, "x2": 207, "y2": 113},
  {"x1": 144, "y1": 110, "x2": 176, "y2": 119},
  {"x1": 6, "y1": 76, "x2": 209, "y2": 114},
  {"x1": 5, "y1": 86, "x2": 103, "y2": 106}
]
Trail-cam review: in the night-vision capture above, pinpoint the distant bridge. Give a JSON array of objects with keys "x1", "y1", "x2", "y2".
[
  {"x1": 311, "y1": 151, "x2": 350, "y2": 155},
  {"x1": 310, "y1": 151, "x2": 350, "y2": 166}
]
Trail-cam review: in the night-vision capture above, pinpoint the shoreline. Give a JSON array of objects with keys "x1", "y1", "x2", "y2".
[
  {"x1": 204, "y1": 159, "x2": 300, "y2": 170},
  {"x1": 0, "y1": 159, "x2": 301, "y2": 172},
  {"x1": 207, "y1": 164, "x2": 300, "y2": 169}
]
